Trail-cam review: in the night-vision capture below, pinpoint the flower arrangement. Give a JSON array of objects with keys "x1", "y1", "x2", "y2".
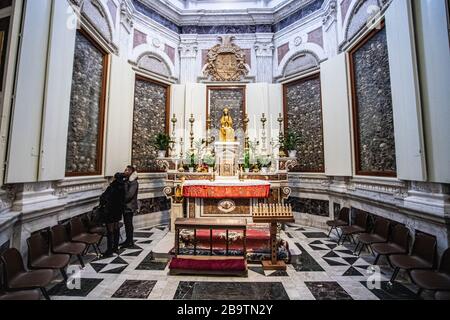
[{"x1": 203, "y1": 153, "x2": 215, "y2": 167}]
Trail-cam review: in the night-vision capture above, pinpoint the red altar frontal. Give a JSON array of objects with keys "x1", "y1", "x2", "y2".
[{"x1": 182, "y1": 180, "x2": 271, "y2": 199}]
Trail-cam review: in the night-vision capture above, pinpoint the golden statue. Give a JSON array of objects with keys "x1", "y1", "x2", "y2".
[{"x1": 219, "y1": 108, "x2": 235, "y2": 142}]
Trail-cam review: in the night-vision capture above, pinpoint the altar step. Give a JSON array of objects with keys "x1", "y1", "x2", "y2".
[{"x1": 151, "y1": 231, "x2": 301, "y2": 262}]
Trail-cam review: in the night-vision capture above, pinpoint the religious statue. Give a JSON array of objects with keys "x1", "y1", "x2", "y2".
[{"x1": 219, "y1": 108, "x2": 235, "y2": 142}]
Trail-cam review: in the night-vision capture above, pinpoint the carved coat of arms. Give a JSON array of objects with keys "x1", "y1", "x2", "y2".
[{"x1": 203, "y1": 36, "x2": 250, "y2": 82}]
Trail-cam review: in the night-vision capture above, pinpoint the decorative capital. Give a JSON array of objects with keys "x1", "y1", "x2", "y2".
[
  {"x1": 179, "y1": 41, "x2": 198, "y2": 58},
  {"x1": 254, "y1": 41, "x2": 274, "y2": 57}
]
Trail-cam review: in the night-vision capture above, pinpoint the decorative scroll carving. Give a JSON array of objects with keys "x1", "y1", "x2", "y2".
[{"x1": 203, "y1": 36, "x2": 249, "y2": 82}]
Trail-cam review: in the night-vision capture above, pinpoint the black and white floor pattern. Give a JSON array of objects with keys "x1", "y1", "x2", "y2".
[{"x1": 47, "y1": 223, "x2": 426, "y2": 300}]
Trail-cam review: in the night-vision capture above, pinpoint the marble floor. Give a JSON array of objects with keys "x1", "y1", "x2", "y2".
[{"x1": 47, "y1": 223, "x2": 429, "y2": 300}]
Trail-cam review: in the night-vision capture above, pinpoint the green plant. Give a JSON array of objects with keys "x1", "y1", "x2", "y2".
[
  {"x1": 257, "y1": 155, "x2": 271, "y2": 168},
  {"x1": 203, "y1": 153, "x2": 215, "y2": 167},
  {"x1": 153, "y1": 133, "x2": 172, "y2": 151},
  {"x1": 185, "y1": 152, "x2": 198, "y2": 168},
  {"x1": 283, "y1": 131, "x2": 302, "y2": 151},
  {"x1": 244, "y1": 151, "x2": 250, "y2": 169}
]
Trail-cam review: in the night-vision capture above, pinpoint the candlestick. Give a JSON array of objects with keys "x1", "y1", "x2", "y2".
[
  {"x1": 189, "y1": 114, "x2": 195, "y2": 152},
  {"x1": 171, "y1": 113, "x2": 177, "y2": 158},
  {"x1": 277, "y1": 113, "x2": 286, "y2": 157},
  {"x1": 261, "y1": 113, "x2": 267, "y2": 154}
]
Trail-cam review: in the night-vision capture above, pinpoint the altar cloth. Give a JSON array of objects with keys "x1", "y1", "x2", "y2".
[{"x1": 182, "y1": 180, "x2": 271, "y2": 199}]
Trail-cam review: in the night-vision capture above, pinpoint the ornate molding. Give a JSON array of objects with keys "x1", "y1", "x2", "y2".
[
  {"x1": 120, "y1": 1, "x2": 134, "y2": 32},
  {"x1": 254, "y1": 41, "x2": 275, "y2": 58},
  {"x1": 202, "y1": 36, "x2": 250, "y2": 82},
  {"x1": 322, "y1": 0, "x2": 337, "y2": 31}
]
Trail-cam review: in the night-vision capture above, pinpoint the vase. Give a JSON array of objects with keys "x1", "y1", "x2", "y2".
[
  {"x1": 189, "y1": 167, "x2": 194, "y2": 173},
  {"x1": 208, "y1": 167, "x2": 213, "y2": 173},
  {"x1": 158, "y1": 150, "x2": 166, "y2": 158},
  {"x1": 245, "y1": 168, "x2": 250, "y2": 173},
  {"x1": 261, "y1": 167, "x2": 268, "y2": 174},
  {"x1": 288, "y1": 150, "x2": 297, "y2": 158}
]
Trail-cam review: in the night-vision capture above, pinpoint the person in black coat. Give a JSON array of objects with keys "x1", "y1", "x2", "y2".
[{"x1": 100, "y1": 172, "x2": 126, "y2": 257}]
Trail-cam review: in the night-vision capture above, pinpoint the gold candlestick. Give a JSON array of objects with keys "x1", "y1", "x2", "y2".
[
  {"x1": 278, "y1": 113, "x2": 286, "y2": 157},
  {"x1": 189, "y1": 114, "x2": 195, "y2": 151},
  {"x1": 243, "y1": 113, "x2": 250, "y2": 149},
  {"x1": 171, "y1": 114, "x2": 177, "y2": 157}
]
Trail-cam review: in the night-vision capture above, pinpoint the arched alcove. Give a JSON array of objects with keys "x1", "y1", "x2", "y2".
[
  {"x1": 80, "y1": 0, "x2": 114, "y2": 44},
  {"x1": 344, "y1": 0, "x2": 386, "y2": 43},
  {"x1": 282, "y1": 51, "x2": 321, "y2": 78},
  {"x1": 136, "y1": 52, "x2": 173, "y2": 78}
]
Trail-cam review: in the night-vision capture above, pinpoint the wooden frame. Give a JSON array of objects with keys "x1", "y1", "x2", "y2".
[
  {"x1": 282, "y1": 72, "x2": 325, "y2": 173},
  {"x1": 0, "y1": 16, "x2": 10, "y2": 90},
  {"x1": 131, "y1": 75, "x2": 171, "y2": 173},
  {"x1": 66, "y1": 28, "x2": 109, "y2": 177},
  {"x1": 206, "y1": 85, "x2": 246, "y2": 131},
  {"x1": 348, "y1": 22, "x2": 396, "y2": 177}
]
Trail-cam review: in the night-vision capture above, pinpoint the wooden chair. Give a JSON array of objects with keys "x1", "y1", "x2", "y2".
[
  {"x1": 50, "y1": 224, "x2": 86, "y2": 268},
  {"x1": 354, "y1": 217, "x2": 390, "y2": 256},
  {"x1": 371, "y1": 224, "x2": 410, "y2": 265}
]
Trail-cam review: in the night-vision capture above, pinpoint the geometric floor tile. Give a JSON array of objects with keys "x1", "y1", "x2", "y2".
[
  {"x1": 48, "y1": 278, "x2": 103, "y2": 297},
  {"x1": 112, "y1": 280, "x2": 157, "y2": 299},
  {"x1": 305, "y1": 282, "x2": 353, "y2": 300}
]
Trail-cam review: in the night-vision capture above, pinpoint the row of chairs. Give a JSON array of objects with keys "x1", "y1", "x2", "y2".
[
  {"x1": 0, "y1": 215, "x2": 104, "y2": 300},
  {"x1": 327, "y1": 208, "x2": 450, "y2": 298}
]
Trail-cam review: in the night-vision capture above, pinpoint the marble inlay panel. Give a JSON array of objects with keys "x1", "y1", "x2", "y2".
[
  {"x1": 173, "y1": 281, "x2": 290, "y2": 300},
  {"x1": 305, "y1": 282, "x2": 353, "y2": 300},
  {"x1": 288, "y1": 197, "x2": 329, "y2": 217},
  {"x1": 351, "y1": 27, "x2": 396, "y2": 175},
  {"x1": 292, "y1": 243, "x2": 325, "y2": 272},
  {"x1": 307, "y1": 27, "x2": 323, "y2": 48},
  {"x1": 133, "y1": 29, "x2": 147, "y2": 48},
  {"x1": 138, "y1": 197, "x2": 171, "y2": 215},
  {"x1": 333, "y1": 203, "x2": 341, "y2": 217},
  {"x1": 132, "y1": 0, "x2": 180, "y2": 33},
  {"x1": 112, "y1": 280, "x2": 157, "y2": 299},
  {"x1": 48, "y1": 278, "x2": 103, "y2": 297},
  {"x1": 164, "y1": 44, "x2": 175, "y2": 64},
  {"x1": 284, "y1": 75, "x2": 324, "y2": 172},
  {"x1": 135, "y1": 253, "x2": 168, "y2": 270},
  {"x1": 273, "y1": 0, "x2": 325, "y2": 32},
  {"x1": 132, "y1": 79, "x2": 168, "y2": 172},
  {"x1": 181, "y1": 25, "x2": 272, "y2": 34},
  {"x1": 277, "y1": 43, "x2": 290, "y2": 65},
  {"x1": 208, "y1": 88, "x2": 245, "y2": 141},
  {"x1": 66, "y1": 31, "x2": 105, "y2": 175}
]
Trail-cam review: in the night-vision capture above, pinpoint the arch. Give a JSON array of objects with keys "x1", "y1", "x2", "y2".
[
  {"x1": 281, "y1": 50, "x2": 321, "y2": 78},
  {"x1": 132, "y1": 45, "x2": 176, "y2": 78},
  {"x1": 80, "y1": 0, "x2": 115, "y2": 44},
  {"x1": 342, "y1": 0, "x2": 385, "y2": 44},
  {"x1": 136, "y1": 51, "x2": 173, "y2": 78}
]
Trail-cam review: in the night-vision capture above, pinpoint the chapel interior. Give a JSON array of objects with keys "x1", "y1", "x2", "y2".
[{"x1": 0, "y1": 0, "x2": 449, "y2": 301}]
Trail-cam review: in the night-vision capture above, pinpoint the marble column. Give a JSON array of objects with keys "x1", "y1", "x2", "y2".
[
  {"x1": 178, "y1": 34, "x2": 199, "y2": 84},
  {"x1": 254, "y1": 34, "x2": 274, "y2": 83}
]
